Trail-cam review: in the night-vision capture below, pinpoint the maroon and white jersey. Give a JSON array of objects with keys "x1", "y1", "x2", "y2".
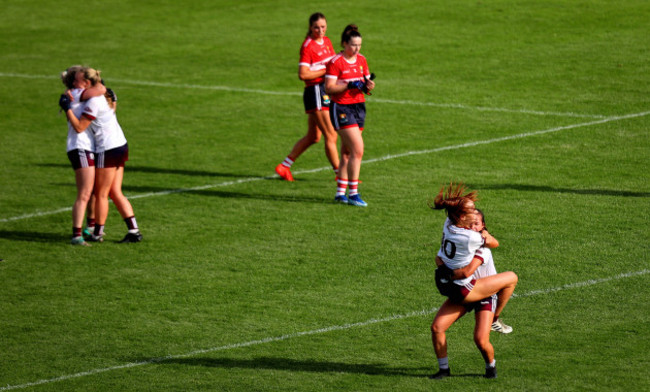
[
  {"x1": 437, "y1": 218, "x2": 485, "y2": 286},
  {"x1": 473, "y1": 247, "x2": 497, "y2": 280},
  {"x1": 299, "y1": 36, "x2": 335, "y2": 87},
  {"x1": 66, "y1": 88, "x2": 95, "y2": 152},
  {"x1": 82, "y1": 96, "x2": 127, "y2": 153},
  {"x1": 325, "y1": 52, "x2": 370, "y2": 105}
]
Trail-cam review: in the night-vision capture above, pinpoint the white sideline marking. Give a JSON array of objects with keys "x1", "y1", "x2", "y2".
[
  {"x1": 2, "y1": 110, "x2": 648, "y2": 224},
  {"x1": 371, "y1": 98, "x2": 606, "y2": 118},
  {"x1": 1, "y1": 269, "x2": 647, "y2": 391},
  {"x1": 0, "y1": 72, "x2": 604, "y2": 118}
]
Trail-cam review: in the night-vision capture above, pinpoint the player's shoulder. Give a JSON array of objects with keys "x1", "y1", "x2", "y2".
[
  {"x1": 87, "y1": 94, "x2": 105, "y2": 103},
  {"x1": 447, "y1": 222, "x2": 480, "y2": 240},
  {"x1": 88, "y1": 95, "x2": 110, "y2": 109},
  {"x1": 71, "y1": 88, "x2": 84, "y2": 101},
  {"x1": 330, "y1": 52, "x2": 345, "y2": 63},
  {"x1": 301, "y1": 37, "x2": 312, "y2": 48}
]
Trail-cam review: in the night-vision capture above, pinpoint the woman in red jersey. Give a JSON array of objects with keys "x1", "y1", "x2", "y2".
[
  {"x1": 275, "y1": 12, "x2": 339, "y2": 182},
  {"x1": 325, "y1": 24, "x2": 375, "y2": 207}
]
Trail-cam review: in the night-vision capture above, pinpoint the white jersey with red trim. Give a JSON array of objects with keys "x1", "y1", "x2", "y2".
[
  {"x1": 325, "y1": 52, "x2": 370, "y2": 105},
  {"x1": 473, "y1": 247, "x2": 497, "y2": 279},
  {"x1": 82, "y1": 95, "x2": 127, "y2": 153},
  {"x1": 299, "y1": 36, "x2": 335, "y2": 87},
  {"x1": 66, "y1": 88, "x2": 95, "y2": 152},
  {"x1": 437, "y1": 218, "x2": 485, "y2": 286}
]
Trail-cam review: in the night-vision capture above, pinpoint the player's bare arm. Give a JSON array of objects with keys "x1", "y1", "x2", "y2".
[
  {"x1": 435, "y1": 255, "x2": 483, "y2": 280},
  {"x1": 66, "y1": 111, "x2": 92, "y2": 133},
  {"x1": 325, "y1": 77, "x2": 348, "y2": 95},
  {"x1": 298, "y1": 65, "x2": 326, "y2": 81},
  {"x1": 81, "y1": 83, "x2": 106, "y2": 101},
  {"x1": 481, "y1": 229, "x2": 499, "y2": 248}
]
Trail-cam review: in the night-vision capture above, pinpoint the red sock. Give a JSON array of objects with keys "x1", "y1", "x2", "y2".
[{"x1": 348, "y1": 180, "x2": 359, "y2": 196}]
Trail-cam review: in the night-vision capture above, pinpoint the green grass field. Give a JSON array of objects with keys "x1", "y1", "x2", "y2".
[{"x1": 1, "y1": 0, "x2": 649, "y2": 390}]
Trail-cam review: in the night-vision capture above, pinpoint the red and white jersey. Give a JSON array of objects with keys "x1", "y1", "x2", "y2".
[
  {"x1": 325, "y1": 52, "x2": 370, "y2": 105},
  {"x1": 436, "y1": 218, "x2": 485, "y2": 286},
  {"x1": 473, "y1": 247, "x2": 497, "y2": 279},
  {"x1": 82, "y1": 96, "x2": 127, "y2": 153},
  {"x1": 299, "y1": 36, "x2": 335, "y2": 87},
  {"x1": 66, "y1": 88, "x2": 95, "y2": 152}
]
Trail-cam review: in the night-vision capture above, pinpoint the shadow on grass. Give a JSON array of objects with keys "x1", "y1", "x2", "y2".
[
  {"x1": 0, "y1": 230, "x2": 68, "y2": 243},
  {"x1": 475, "y1": 183, "x2": 650, "y2": 198},
  {"x1": 85, "y1": 185, "x2": 328, "y2": 204},
  {"x1": 184, "y1": 189, "x2": 326, "y2": 203},
  {"x1": 157, "y1": 356, "x2": 435, "y2": 378},
  {"x1": 38, "y1": 162, "x2": 275, "y2": 180}
]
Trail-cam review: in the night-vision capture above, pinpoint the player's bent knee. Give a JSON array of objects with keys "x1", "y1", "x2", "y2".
[
  {"x1": 79, "y1": 192, "x2": 93, "y2": 203},
  {"x1": 474, "y1": 335, "x2": 489, "y2": 348},
  {"x1": 499, "y1": 271, "x2": 518, "y2": 285},
  {"x1": 432, "y1": 322, "x2": 449, "y2": 334}
]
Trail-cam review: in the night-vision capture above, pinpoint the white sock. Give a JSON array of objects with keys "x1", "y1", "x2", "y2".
[
  {"x1": 438, "y1": 357, "x2": 449, "y2": 370},
  {"x1": 282, "y1": 157, "x2": 294, "y2": 168},
  {"x1": 486, "y1": 359, "x2": 496, "y2": 369}
]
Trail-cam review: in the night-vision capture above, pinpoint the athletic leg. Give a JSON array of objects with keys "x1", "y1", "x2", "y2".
[
  {"x1": 463, "y1": 271, "x2": 518, "y2": 308},
  {"x1": 313, "y1": 110, "x2": 339, "y2": 171},
  {"x1": 474, "y1": 310, "x2": 495, "y2": 364},
  {"x1": 288, "y1": 115, "x2": 322, "y2": 161},
  {"x1": 108, "y1": 167, "x2": 134, "y2": 219},
  {"x1": 475, "y1": 309, "x2": 498, "y2": 378},
  {"x1": 430, "y1": 299, "x2": 466, "y2": 379},
  {"x1": 108, "y1": 166, "x2": 142, "y2": 243},
  {"x1": 431, "y1": 299, "x2": 466, "y2": 358},
  {"x1": 90, "y1": 167, "x2": 117, "y2": 240},
  {"x1": 72, "y1": 166, "x2": 94, "y2": 230},
  {"x1": 338, "y1": 127, "x2": 363, "y2": 181}
]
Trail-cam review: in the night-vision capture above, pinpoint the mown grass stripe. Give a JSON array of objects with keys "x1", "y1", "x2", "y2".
[
  {"x1": 2, "y1": 110, "x2": 647, "y2": 224},
  {"x1": 2, "y1": 269, "x2": 647, "y2": 391},
  {"x1": 0, "y1": 72, "x2": 606, "y2": 118}
]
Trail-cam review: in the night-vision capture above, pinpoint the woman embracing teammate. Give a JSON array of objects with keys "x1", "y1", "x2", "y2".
[
  {"x1": 59, "y1": 66, "x2": 142, "y2": 245},
  {"x1": 429, "y1": 183, "x2": 518, "y2": 379}
]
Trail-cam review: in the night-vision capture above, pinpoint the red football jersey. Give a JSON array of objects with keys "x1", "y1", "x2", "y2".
[
  {"x1": 325, "y1": 52, "x2": 370, "y2": 105},
  {"x1": 299, "y1": 36, "x2": 335, "y2": 87}
]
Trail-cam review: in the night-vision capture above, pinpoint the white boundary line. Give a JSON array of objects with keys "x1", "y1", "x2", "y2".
[
  {"x1": 371, "y1": 98, "x2": 606, "y2": 118},
  {"x1": 0, "y1": 72, "x2": 605, "y2": 118},
  {"x1": 1, "y1": 269, "x2": 647, "y2": 391},
  {"x1": 1, "y1": 110, "x2": 648, "y2": 224}
]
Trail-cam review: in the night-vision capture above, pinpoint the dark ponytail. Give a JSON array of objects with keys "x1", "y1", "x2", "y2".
[{"x1": 340, "y1": 24, "x2": 361, "y2": 46}]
